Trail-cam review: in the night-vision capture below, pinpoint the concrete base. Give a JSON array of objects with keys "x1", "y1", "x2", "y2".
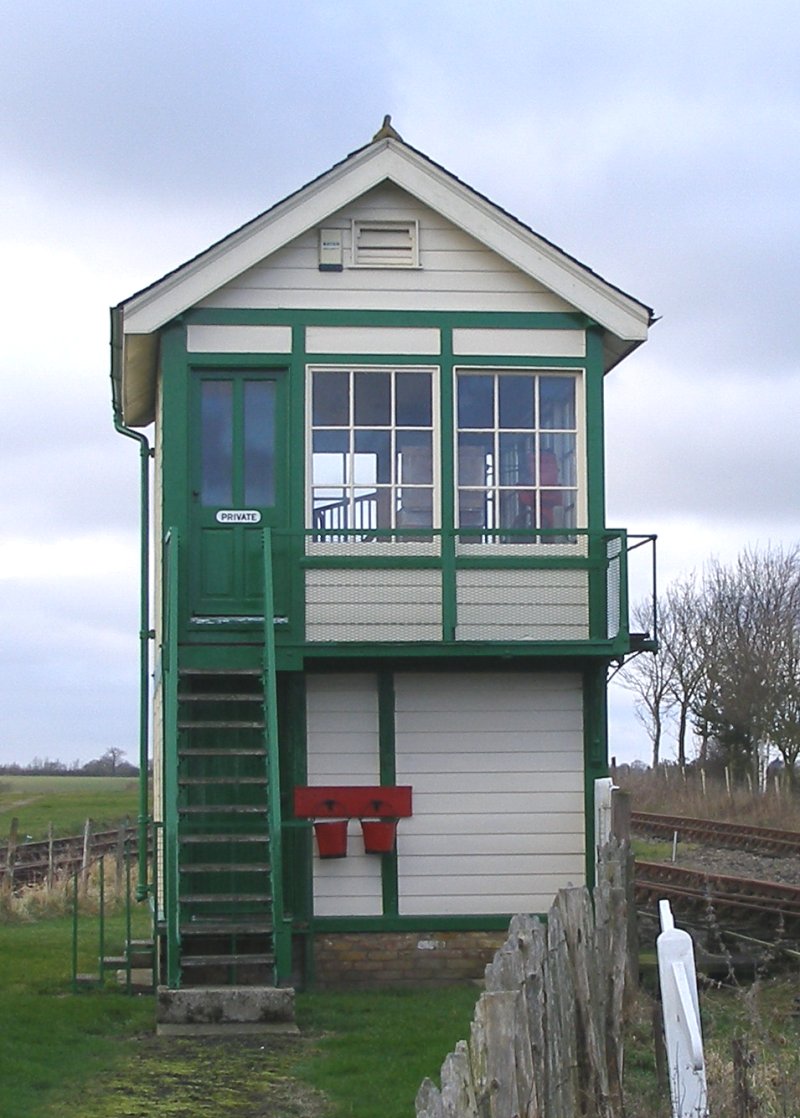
[{"x1": 156, "y1": 985, "x2": 297, "y2": 1036}]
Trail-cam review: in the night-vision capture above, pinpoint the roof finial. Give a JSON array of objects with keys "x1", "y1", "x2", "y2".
[{"x1": 372, "y1": 115, "x2": 402, "y2": 142}]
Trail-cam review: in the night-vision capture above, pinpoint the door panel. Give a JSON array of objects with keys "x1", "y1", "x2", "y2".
[{"x1": 190, "y1": 370, "x2": 288, "y2": 621}]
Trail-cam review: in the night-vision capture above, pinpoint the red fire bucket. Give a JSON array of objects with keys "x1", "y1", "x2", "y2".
[
  {"x1": 360, "y1": 818, "x2": 398, "y2": 854},
  {"x1": 314, "y1": 819, "x2": 348, "y2": 859}
]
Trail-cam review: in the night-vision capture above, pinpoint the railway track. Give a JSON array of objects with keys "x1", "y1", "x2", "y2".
[
  {"x1": 635, "y1": 860, "x2": 800, "y2": 936},
  {"x1": 1, "y1": 827, "x2": 138, "y2": 887},
  {"x1": 631, "y1": 810, "x2": 800, "y2": 856}
]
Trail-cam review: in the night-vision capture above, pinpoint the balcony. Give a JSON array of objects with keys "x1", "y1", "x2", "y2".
[{"x1": 300, "y1": 527, "x2": 656, "y2": 657}]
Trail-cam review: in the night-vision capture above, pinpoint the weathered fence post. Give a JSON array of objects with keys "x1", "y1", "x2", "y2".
[
  {"x1": 4, "y1": 817, "x2": 19, "y2": 894},
  {"x1": 416, "y1": 842, "x2": 633, "y2": 1118},
  {"x1": 47, "y1": 821, "x2": 55, "y2": 890},
  {"x1": 80, "y1": 817, "x2": 92, "y2": 897}
]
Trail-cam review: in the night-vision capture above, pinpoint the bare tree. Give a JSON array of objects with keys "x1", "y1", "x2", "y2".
[
  {"x1": 619, "y1": 547, "x2": 800, "y2": 777},
  {"x1": 692, "y1": 547, "x2": 800, "y2": 782},
  {"x1": 661, "y1": 575, "x2": 706, "y2": 766}
]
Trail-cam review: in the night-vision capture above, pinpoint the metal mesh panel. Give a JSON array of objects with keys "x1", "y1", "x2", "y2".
[
  {"x1": 456, "y1": 569, "x2": 589, "y2": 641},
  {"x1": 306, "y1": 570, "x2": 441, "y2": 641},
  {"x1": 606, "y1": 536, "x2": 622, "y2": 640}
]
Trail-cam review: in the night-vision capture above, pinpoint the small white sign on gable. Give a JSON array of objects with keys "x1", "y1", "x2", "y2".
[{"x1": 215, "y1": 510, "x2": 262, "y2": 524}]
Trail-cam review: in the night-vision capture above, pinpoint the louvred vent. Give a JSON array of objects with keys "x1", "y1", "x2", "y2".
[{"x1": 352, "y1": 220, "x2": 418, "y2": 267}]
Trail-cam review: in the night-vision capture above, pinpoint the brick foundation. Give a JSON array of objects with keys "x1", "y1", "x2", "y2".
[{"x1": 311, "y1": 930, "x2": 507, "y2": 989}]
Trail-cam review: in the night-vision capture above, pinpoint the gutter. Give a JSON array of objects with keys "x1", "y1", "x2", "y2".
[{"x1": 110, "y1": 307, "x2": 153, "y2": 902}]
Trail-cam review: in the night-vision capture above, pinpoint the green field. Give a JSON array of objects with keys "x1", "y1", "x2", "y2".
[{"x1": 0, "y1": 776, "x2": 142, "y2": 842}]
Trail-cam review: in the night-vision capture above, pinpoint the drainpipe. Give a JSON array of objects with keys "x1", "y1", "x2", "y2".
[{"x1": 110, "y1": 308, "x2": 153, "y2": 902}]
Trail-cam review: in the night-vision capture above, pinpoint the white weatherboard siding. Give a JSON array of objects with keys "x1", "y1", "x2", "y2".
[
  {"x1": 306, "y1": 674, "x2": 383, "y2": 916},
  {"x1": 198, "y1": 183, "x2": 576, "y2": 315},
  {"x1": 395, "y1": 673, "x2": 585, "y2": 916},
  {"x1": 305, "y1": 569, "x2": 441, "y2": 642}
]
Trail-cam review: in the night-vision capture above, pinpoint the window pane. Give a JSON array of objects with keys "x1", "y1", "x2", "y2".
[
  {"x1": 458, "y1": 433, "x2": 492, "y2": 487},
  {"x1": 313, "y1": 371, "x2": 349, "y2": 426},
  {"x1": 457, "y1": 375, "x2": 493, "y2": 428},
  {"x1": 243, "y1": 381, "x2": 275, "y2": 506},
  {"x1": 312, "y1": 429, "x2": 348, "y2": 486},
  {"x1": 354, "y1": 429, "x2": 391, "y2": 484},
  {"x1": 498, "y1": 433, "x2": 534, "y2": 487},
  {"x1": 354, "y1": 371, "x2": 391, "y2": 425},
  {"x1": 543, "y1": 433, "x2": 576, "y2": 486},
  {"x1": 540, "y1": 377, "x2": 575, "y2": 429},
  {"x1": 459, "y1": 489, "x2": 486, "y2": 528},
  {"x1": 200, "y1": 381, "x2": 233, "y2": 506},
  {"x1": 397, "y1": 431, "x2": 432, "y2": 484},
  {"x1": 499, "y1": 489, "x2": 528, "y2": 529},
  {"x1": 498, "y1": 375, "x2": 534, "y2": 429},
  {"x1": 398, "y1": 487, "x2": 432, "y2": 526},
  {"x1": 396, "y1": 372, "x2": 432, "y2": 427}
]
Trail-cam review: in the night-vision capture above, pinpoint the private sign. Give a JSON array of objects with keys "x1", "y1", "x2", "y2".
[{"x1": 215, "y1": 510, "x2": 262, "y2": 524}]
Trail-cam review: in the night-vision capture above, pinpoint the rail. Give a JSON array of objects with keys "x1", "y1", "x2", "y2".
[
  {"x1": 635, "y1": 860, "x2": 800, "y2": 934},
  {"x1": 632, "y1": 811, "x2": 800, "y2": 856}
]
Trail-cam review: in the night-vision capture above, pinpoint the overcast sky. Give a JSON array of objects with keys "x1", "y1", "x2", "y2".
[{"x1": 1, "y1": 0, "x2": 798, "y2": 768}]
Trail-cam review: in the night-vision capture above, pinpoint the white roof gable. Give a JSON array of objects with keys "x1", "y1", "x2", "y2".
[{"x1": 113, "y1": 132, "x2": 653, "y2": 425}]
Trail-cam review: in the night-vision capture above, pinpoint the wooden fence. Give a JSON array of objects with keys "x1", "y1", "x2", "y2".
[
  {"x1": 416, "y1": 840, "x2": 632, "y2": 1118},
  {"x1": 1, "y1": 818, "x2": 137, "y2": 893}
]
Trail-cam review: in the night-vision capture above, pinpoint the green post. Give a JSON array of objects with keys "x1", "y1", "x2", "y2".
[
  {"x1": 71, "y1": 870, "x2": 79, "y2": 993},
  {"x1": 163, "y1": 530, "x2": 182, "y2": 987},
  {"x1": 125, "y1": 840, "x2": 133, "y2": 995},
  {"x1": 98, "y1": 856, "x2": 105, "y2": 983},
  {"x1": 263, "y1": 528, "x2": 291, "y2": 983}
]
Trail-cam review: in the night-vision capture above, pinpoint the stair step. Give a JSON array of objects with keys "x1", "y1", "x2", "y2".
[
  {"x1": 178, "y1": 688, "x2": 262, "y2": 697},
  {"x1": 181, "y1": 863, "x2": 271, "y2": 873},
  {"x1": 179, "y1": 805, "x2": 268, "y2": 814},
  {"x1": 74, "y1": 973, "x2": 101, "y2": 988},
  {"x1": 179, "y1": 748, "x2": 264, "y2": 757},
  {"x1": 181, "y1": 954, "x2": 275, "y2": 968},
  {"x1": 180, "y1": 668, "x2": 262, "y2": 676},
  {"x1": 181, "y1": 893, "x2": 271, "y2": 903},
  {"x1": 181, "y1": 920, "x2": 273, "y2": 935},
  {"x1": 176, "y1": 724, "x2": 263, "y2": 733},
  {"x1": 179, "y1": 777, "x2": 267, "y2": 786}
]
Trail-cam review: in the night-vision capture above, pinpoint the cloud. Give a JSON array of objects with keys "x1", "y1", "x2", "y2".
[{"x1": 1, "y1": 0, "x2": 799, "y2": 766}]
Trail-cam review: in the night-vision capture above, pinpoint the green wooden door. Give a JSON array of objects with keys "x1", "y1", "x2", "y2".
[{"x1": 190, "y1": 369, "x2": 289, "y2": 622}]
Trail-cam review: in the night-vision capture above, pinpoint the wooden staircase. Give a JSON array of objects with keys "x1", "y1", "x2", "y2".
[{"x1": 172, "y1": 667, "x2": 277, "y2": 986}]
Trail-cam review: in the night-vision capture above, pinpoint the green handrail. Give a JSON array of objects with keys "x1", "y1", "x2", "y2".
[{"x1": 263, "y1": 528, "x2": 291, "y2": 984}]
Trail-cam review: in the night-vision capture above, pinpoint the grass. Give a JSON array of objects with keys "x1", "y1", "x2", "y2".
[
  {"x1": 0, "y1": 909, "x2": 479, "y2": 1118},
  {"x1": 0, "y1": 914, "x2": 154, "y2": 1116},
  {"x1": 294, "y1": 985, "x2": 480, "y2": 1117},
  {"x1": 3, "y1": 903, "x2": 800, "y2": 1117},
  {"x1": 0, "y1": 775, "x2": 141, "y2": 841}
]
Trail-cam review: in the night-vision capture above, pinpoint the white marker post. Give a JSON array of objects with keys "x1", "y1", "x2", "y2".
[{"x1": 657, "y1": 900, "x2": 708, "y2": 1118}]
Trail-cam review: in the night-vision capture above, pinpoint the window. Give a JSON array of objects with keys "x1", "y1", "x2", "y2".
[
  {"x1": 351, "y1": 220, "x2": 419, "y2": 268},
  {"x1": 456, "y1": 370, "x2": 578, "y2": 540},
  {"x1": 199, "y1": 377, "x2": 276, "y2": 507},
  {"x1": 310, "y1": 368, "x2": 435, "y2": 537}
]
